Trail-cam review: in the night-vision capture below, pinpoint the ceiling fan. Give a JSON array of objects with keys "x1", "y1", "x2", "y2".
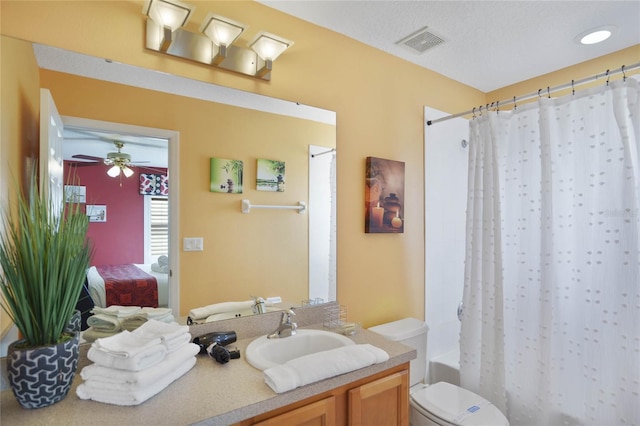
[{"x1": 71, "y1": 141, "x2": 163, "y2": 177}]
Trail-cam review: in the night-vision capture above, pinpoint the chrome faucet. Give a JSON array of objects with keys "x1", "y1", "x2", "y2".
[
  {"x1": 252, "y1": 296, "x2": 266, "y2": 314},
  {"x1": 267, "y1": 309, "x2": 297, "y2": 339}
]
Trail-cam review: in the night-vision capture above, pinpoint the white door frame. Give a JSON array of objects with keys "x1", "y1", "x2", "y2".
[{"x1": 62, "y1": 116, "x2": 181, "y2": 315}]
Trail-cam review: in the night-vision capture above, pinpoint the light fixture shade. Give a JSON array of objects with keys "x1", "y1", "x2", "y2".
[
  {"x1": 200, "y1": 13, "x2": 246, "y2": 46},
  {"x1": 575, "y1": 25, "x2": 616, "y2": 45},
  {"x1": 122, "y1": 166, "x2": 135, "y2": 178},
  {"x1": 143, "y1": 0, "x2": 194, "y2": 31},
  {"x1": 249, "y1": 32, "x2": 294, "y2": 61},
  {"x1": 107, "y1": 165, "x2": 121, "y2": 178}
]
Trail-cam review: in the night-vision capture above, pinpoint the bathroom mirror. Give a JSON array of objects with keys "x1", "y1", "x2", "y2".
[{"x1": 27, "y1": 40, "x2": 337, "y2": 321}]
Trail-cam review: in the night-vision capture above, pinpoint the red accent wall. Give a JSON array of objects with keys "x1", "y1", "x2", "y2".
[{"x1": 64, "y1": 162, "x2": 166, "y2": 266}]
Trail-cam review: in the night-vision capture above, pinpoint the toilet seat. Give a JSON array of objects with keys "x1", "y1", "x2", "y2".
[{"x1": 410, "y1": 382, "x2": 509, "y2": 426}]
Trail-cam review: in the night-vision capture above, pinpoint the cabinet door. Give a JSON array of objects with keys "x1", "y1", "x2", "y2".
[
  {"x1": 348, "y1": 370, "x2": 409, "y2": 426},
  {"x1": 255, "y1": 396, "x2": 336, "y2": 426}
]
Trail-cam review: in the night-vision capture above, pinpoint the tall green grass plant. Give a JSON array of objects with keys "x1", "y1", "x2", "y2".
[{"x1": 0, "y1": 177, "x2": 91, "y2": 347}]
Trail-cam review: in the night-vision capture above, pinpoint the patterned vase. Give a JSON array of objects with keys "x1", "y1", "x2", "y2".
[
  {"x1": 64, "y1": 310, "x2": 82, "y2": 334},
  {"x1": 6, "y1": 332, "x2": 80, "y2": 409}
]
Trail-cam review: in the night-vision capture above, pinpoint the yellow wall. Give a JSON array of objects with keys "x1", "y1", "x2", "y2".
[
  {"x1": 39, "y1": 69, "x2": 334, "y2": 313},
  {"x1": 2, "y1": 1, "x2": 637, "y2": 328},
  {"x1": 0, "y1": 36, "x2": 40, "y2": 336}
]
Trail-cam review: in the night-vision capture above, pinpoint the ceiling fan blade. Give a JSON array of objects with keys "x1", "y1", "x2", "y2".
[
  {"x1": 136, "y1": 166, "x2": 167, "y2": 174},
  {"x1": 72, "y1": 154, "x2": 105, "y2": 162},
  {"x1": 67, "y1": 161, "x2": 103, "y2": 168}
]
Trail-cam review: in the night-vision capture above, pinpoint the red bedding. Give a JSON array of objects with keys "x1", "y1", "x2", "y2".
[{"x1": 96, "y1": 264, "x2": 159, "y2": 308}]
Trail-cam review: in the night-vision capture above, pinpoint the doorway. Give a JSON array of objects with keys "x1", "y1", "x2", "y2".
[{"x1": 62, "y1": 116, "x2": 180, "y2": 315}]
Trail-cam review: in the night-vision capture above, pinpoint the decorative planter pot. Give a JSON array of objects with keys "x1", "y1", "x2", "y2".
[
  {"x1": 65, "y1": 309, "x2": 82, "y2": 334},
  {"x1": 6, "y1": 332, "x2": 80, "y2": 409}
]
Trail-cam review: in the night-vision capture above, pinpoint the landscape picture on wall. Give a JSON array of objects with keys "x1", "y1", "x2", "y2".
[
  {"x1": 86, "y1": 205, "x2": 107, "y2": 223},
  {"x1": 365, "y1": 157, "x2": 405, "y2": 233},
  {"x1": 210, "y1": 158, "x2": 244, "y2": 194},
  {"x1": 256, "y1": 158, "x2": 286, "y2": 192}
]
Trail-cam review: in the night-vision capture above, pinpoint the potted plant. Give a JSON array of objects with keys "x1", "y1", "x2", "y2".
[{"x1": 0, "y1": 175, "x2": 91, "y2": 409}]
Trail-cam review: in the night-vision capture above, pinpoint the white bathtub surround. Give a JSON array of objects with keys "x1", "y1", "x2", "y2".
[
  {"x1": 424, "y1": 107, "x2": 469, "y2": 381},
  {"x1": 460, "y1": 77, "x2": 640, "y2": 424}
]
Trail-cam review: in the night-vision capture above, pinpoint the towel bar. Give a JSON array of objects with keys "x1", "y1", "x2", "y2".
[{"x1": 241, "y1": 199, "x2": 306, "y2": 214}]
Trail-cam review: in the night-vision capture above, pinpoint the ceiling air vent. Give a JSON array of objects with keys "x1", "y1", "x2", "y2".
[{"x1": 397, "y1": 26, "x2": 445, "y2": 54}]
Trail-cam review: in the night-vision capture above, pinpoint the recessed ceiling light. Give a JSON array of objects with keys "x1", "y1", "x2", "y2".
[{"x1": 576, "y1": 25, "x2": 616, "y2": 45}]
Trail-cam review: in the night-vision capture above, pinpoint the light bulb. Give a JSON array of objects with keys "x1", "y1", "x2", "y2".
[
  {"x1": 123, "y1": 166, "x2": 135, "y2": 178},
  {"x1": 107, "y1": 165, "x2": 121, "y2": 177}
]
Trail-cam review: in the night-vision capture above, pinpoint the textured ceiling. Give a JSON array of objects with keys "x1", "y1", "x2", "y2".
[{"x1": 258, "y1": 1, "x2": 640, "y2": 92}]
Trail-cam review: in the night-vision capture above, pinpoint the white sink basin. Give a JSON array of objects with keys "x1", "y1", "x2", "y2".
[{"x1": 245, "y1": 329, "x2": 355, "y2": 371}]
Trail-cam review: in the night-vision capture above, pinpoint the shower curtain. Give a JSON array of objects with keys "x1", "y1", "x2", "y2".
[{"x1": 459, "y1": 77, "x2": 639, "y2": 425}]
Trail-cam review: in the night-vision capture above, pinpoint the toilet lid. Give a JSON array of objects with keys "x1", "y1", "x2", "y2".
[{"x1": 410, "y1": 382, "x2": 509, "y2": 426}]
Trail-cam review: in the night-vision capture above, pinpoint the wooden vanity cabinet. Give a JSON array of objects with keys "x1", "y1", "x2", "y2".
[{"x1": 238, "y1": 363, "x2": 409, "y2": 426}]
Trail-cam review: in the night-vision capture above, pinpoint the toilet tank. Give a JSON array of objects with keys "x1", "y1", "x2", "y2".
[{"x1": 369, "y1": 318, "x2": 428, "y2": 386}]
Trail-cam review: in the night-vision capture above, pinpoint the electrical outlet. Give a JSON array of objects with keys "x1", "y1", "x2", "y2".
[{"x1": 183, "y1": 237, "x2": 204, "y2": 251}]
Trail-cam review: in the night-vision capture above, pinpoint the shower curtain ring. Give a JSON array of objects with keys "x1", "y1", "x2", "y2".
[
  {"x1": 547, "y1": 86, "x2": 551, "y2": 98},
  {"x1": 571, "y1": 79, "x2": 575, "y2": 95},
  {"x1": 538, "y1": 88, "x2": 542, "y2": 98},
  {"x1": 622, "y1": 65, "x2": 627, "y2": 82},
  {"x1": 606, "y1": 69, "x2": 610, "y2": 86},
  {"x1": 513, "y1": 96, "x2": 517, "y2": 110},
  {"x1": 472, "y1": 107, "x2": 476, "y2": 119}
]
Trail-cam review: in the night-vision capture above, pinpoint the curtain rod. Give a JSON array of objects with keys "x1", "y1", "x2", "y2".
[
  {"x1": 426, "y1": 62, "x2": 640, "y2": 126},
  {"x1": 310, "y1": 148, "x2": 336, "y2": 158}
]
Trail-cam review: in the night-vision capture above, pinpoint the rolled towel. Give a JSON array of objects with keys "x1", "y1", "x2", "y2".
[
  {"x1": 88, "y1": 343, "x2": 167, "y2": 371},
  {"x1": 151, "y1": 263, "x2": 169, "y2": 274},
  {"x1": 87, "y1": 314, "x2": 122, "y2": 332},
  {"x1": 76, "y1": 355, "x2": 196, "y2": 406},
  {"x1": 80, "y1": 343, "x2": 200, "y2": 389},
  {"x1": 94, "y1": 330, "x2": 162, "y2": 358},
  {"x1": 83, "y1": 327, "x2": 121, "y2": 343},
  {"x1": 120, "y1": 314, "x2": 148, "y2": 331},
  {"x1": 92, "y1": 305, "x2": 142, "y2": 318},
  {"x1": 188, "y1": 300, "x2": 254, "y2": 320},
  {"x1": 263, "y1": 344, "x2": 389, "y2": 394},
  {"x1": 157, "y1": 255, "x2": 169, "y2": 266}
]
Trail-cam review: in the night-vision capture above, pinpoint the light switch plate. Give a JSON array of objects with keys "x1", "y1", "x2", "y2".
[{"x1": 183, "y1": 237, "x2": 203, "y2": 251}]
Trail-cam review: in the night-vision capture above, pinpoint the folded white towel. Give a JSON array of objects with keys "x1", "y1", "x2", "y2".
[
  {"x1": 92, "y1": 305, "x2": 142, "y2": 318},
  {"x1": 87, "y1": 314, "x2": 122, "y2": 332},
  {"x1": 263, "y1": 344, "x2": 389, "y2": 394},
  {"x1": 132, "y1": 320, "x2": 190, "y2": 352},
  {"x1": 80, "y1": 343, "x2": 200, "y2": 390},
  {"x1": 139, "y1": 307, "x2": 173, "y2": 320},
  {"x1": 188, "y1": 300, "x2": 255, "y2": 320},
  {"x1": 94, "y1": 330, "x2": 162, "y2": 358},
  {"x1": 76, "y1": 355, "x2": 196, "y2": 406},
  {"x1": 151, "y1": 263, "x2": 169, "y2": 274},
  {"x1": 88, "y1": 343, "x2": 167, "y2": 372}
]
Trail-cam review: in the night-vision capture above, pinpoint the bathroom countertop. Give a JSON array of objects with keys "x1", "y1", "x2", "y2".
[{"x1": 0, "y1": 324, "x2": 415, "y2": 425}]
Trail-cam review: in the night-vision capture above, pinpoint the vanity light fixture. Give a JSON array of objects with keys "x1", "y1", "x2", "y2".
[{"x1": 142, "y1": 0, "x2": 293, "y2": 80}]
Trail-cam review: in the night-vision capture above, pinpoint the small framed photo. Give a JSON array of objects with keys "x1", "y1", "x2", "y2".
[
  {"x1": 257, "y1": 158, "x2": 286, "y2": 192},
  {"x1": 86, "y1": 205, "x2": 107, "y2": 222},
  {"x1": 210, "y1": 158, "x2": 244, "y2": 194},
  {"x1": 64, "y1": 185, "x2": 86, "y2": 203}
]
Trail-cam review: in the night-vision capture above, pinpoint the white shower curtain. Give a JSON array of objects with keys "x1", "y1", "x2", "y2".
[{"x1": 460, "y1": 77, "x2": 640, "y2": 425}]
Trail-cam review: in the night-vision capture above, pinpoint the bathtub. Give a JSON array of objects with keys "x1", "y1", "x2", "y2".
[{"x1": 428, "y1": 349, "x2": 460, "y2": 386}]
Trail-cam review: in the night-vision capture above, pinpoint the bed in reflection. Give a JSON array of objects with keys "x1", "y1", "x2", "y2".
[{"x1": 86, "y1": 263, "x2": 169, "y2": 309}]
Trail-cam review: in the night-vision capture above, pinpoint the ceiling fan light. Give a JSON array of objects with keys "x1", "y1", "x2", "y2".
[
  {"x1": 107, "y1": 165, "x2": 121, "y2": 177},
  {"x1": 123, "y1": 166, "x2": 135, "y2": 178}
]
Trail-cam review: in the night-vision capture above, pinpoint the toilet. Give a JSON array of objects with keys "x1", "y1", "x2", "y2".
[{"x1": 369, "y1": 318, "x2": 509, "y2": 426}]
